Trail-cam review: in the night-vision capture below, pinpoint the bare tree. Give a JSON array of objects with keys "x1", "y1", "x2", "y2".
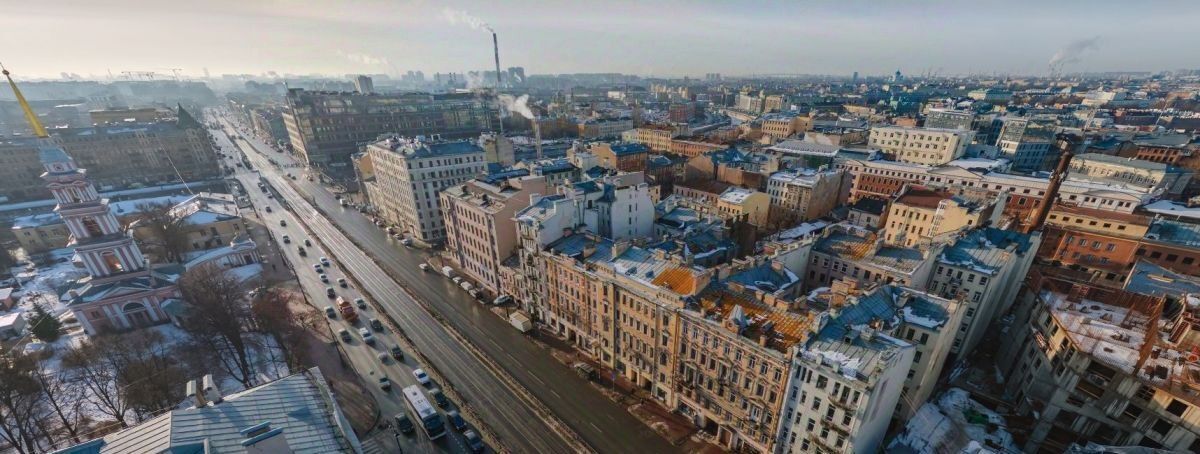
[
  {"x1": 134, "y1": 202, "x2": 190, "y2": 263},
  {"x1": 32, "y1": 359, "x2": 84, "y2": 445},
  {"x1": 250, "y1": 288, "x2": 305, "y2": 370},
  {"x1": 0, "y1": 352, "x2": 46, "y2": 454},
  {"x1": 178, "y1": 263, "x2": 257, "y2": 388},
  {"x1": 115, "y1": 330, "x2": 189, "y2": 421},
  {"x1": 62, "y1": 337, "x2": 131, "y2": 428}
]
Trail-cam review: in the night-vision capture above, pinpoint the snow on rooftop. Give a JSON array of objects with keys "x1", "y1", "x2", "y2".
[
  {"x1": 1042, "y1": 290, "x2": 1147, "y2": 374},
  {"x1": 719, "y1": 187, "x2": 755, "y2": 204}
]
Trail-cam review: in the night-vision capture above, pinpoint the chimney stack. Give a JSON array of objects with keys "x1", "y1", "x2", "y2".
[
  {"x1": 202, "y1": 374, "x2": 223, "y2": 404},
  {"x1": 186, "y1": 379, "x2": 207, "y2": 408}
]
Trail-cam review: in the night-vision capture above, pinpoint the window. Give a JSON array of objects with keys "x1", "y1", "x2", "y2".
[{"x1": 1166, "y1": 399, "x2": 1188, "y2": 417}]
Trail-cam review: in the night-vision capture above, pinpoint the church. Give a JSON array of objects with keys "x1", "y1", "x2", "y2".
[{"x1": 6, "y1": 68, "x2": 185, "y2": 335}]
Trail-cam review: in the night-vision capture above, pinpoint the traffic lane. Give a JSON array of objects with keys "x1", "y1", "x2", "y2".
[
  {"x1": 266, "y1": 179, "x2": 559, "y2": 454},
  {"x1": 244, "y1": 177, "x2": 465, "y2": 454},
  {"x1": 240, "y1": 129, "x2": 667, "y2": 453},
  {"x1": 225, "y1": 118, "x2": 567, "y2": 453},
  {"x1": 297, "y1": 190, "x2": 674, "y2": 452}
]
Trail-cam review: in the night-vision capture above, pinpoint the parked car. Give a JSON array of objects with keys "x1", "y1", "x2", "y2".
[
  {"x1": 446, "y1": 410, "x2": 467, "y2": 431},
  {"x1": 394, "y1": 413, "x2": 415, "y2": 435},
  {"x1": 377, "y1": 352, "x2": 389, "y2": 364},
  {"x1": 377, "y1": 374, "x2": 391, "y2": 391},
  {"x1": 320, "y1": 257, "x2": 331, "y2": 267},
  {"x1": 313, "y1": 263, "x2": 322, "y2": 272},
  {"x1": 279, "y1": 219, "x2": 286, "y2": 226},
  {"x1": 412, "y1": 369, "x2": 431, "y2": 386},
  {"x1": 355, "y1": 298, "x2": 367, "y2": 309},
  {"x1": 264, "y1": 205, "x2": 272, "y2": 213},
  {"x1": 370, "y1": 318, "x2": 384, "y2": 332},
  {"x1": 418, "y1": 263, "x2": 430, "y2": 272},
  {"x1": 304, "y1": 239, "x2": 312, "y2": 247},
  {"x1": 337, "y1": 278, "x2": 347, "y2": 288},
  {"x1": 324, "y1": 306, "x2": 337, "y2": 318},
  {"x1": 451, "y1": 276, "x2": 463, "y2": 285},
  {"x1": 338, "y1": 329, "x2": 351, "y2": 342},
  {"x1": 464, "y1": 430, "x2": 484, "y2": 452},
  {"x1": 428, "y1": 388, "x2": 449, "y2": 408},
  {"x1": 298, "y1": 246, "x2": 307, "y2": 256},
  {"x1": 319, "y1": 273, "x2": 328, "y2": 283},
  {"x1": 282, "y1": 234, "x2": 290, "y2": 244},
  {"x1": 389, "y1": 345, "x2": 404, "y2": 361},
  {"x1": 358, "y1": 327, "x2": 374, "y2": 345},
  {"x1": 400, "y1": 238, "x2": 413, "y2": 247},
  {"x1": 326, "y1": 287, "x2": 336, "y2": 298}
]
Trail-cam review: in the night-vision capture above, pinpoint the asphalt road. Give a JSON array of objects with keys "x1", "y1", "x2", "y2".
[
  {"x1": 214, "y1": 130, "x2": 478, "y2": 454},
  {"x1": 216, "y1": 112, "x2": 680, "y2": 454},
  {"x1": 213, "y1": 117, "x2": 576, "y2": 453}
]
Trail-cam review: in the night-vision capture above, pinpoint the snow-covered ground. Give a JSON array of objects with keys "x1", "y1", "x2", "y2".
[{"x1": 8, "y1": 248, "x2": 88, "y2": 318}]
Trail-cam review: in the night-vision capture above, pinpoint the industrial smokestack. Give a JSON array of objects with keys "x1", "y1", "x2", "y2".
[
  {"x1": 1024, "y1": 133, "x2": 1082, "y2": 233},
  {"x1": 493, "y1": 32, "x2": 505, "y2": 135},
  {"x1": 533, "y1": 120, "x2": 543, "y2": 160}
]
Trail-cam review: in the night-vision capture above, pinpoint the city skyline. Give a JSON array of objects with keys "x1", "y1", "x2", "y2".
[{"x1": 3, "y1": 0, "x2": 1199, "y2": 79}]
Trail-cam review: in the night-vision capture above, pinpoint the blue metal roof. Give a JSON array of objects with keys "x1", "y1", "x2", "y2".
[{"x1": 610, "y1": 143, "x2": 649, "y2": 156}]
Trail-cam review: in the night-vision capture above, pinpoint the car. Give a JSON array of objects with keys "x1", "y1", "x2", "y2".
[
  {"x1": 304, "y1": 239, "x2": 312, "y2": 247},
  {"x1": 313, "y1": 264, "x2": 322, "y2": 272},
  {"x1": 324, "y1": 306, "x2": 337, "y2": 318},
  {"x1": 298, "y1": 246, "x2": 307, "y2": 256},
  {"x1": 326, "y1": 287, "x2": 335, "y2": 298},
  {"x1": 394, "y1": 413, "x2": 415, "y2": 435},
  {"x1": 320, "y1": 257, "x2": 331, "y2": 267},
  {"x1": 418, "y1": 263, "x2": 430, "y2": 272},
  {"x1": 451, "y1": 276, "x2": 463, "y2": 285},
  {"x1": 446, "y1": 410, "x2": 467, "y2": 431},
  {"x1": 400, "y1": 238, "x2": 413, "y2": 247},
  {"x1": 319, "y1": 273, "x2": 328, "y2": 283},
  {"x1": 386, "y1": 227, "x2": 396, "y2": 234},
  {"x1": 463, "y1": 430, "x2": 484, "y2": 452},
  {"x1": 338, "y1": 329, "x2": 351, "y2": 342},
  {"x1": 354, "y1": 298, "x2": 367, "y2": 309},
  {"x1": 377, "y1": 374, "x2": 391, "y2": 391},
  {"x1": 337, "y1": 278, "x2": 347, "y2": 288},
  {"x1": 278, "y1": 219, "x2": 286, "y2": 226},
  {"x1": 358, "y1": 327, "x2": 374, "y2": 345},
  {"x1": 428, "y1": 388, "x2": 449, "y2": 408},
  {"x1": 389, "y1": 345, "x2": 404, "y2": 361},
  {"x1": 412, "y1": 369, "x2": 431, "y2": 386},
  {"x1": 369, "y1": 318, "x2": 384, "y2": 331},
  {"x1": 264, "y1": 205, "x2": 272, "y2": 213},
  {"x1": 377, "y1": 352, "x2": 389, "y2": 364},
  {"x1": 282, "y1": 235, "x2": 290, "y2": 244}
]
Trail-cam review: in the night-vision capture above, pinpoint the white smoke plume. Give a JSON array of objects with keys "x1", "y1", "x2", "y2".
[
  {"x1": 1049, "y1": 36, "x2": 1101, "y2": 67},
  {"x1": 498, "y1": 94, "x2": 536, "y2": 120},
  {"x1": 442, "y1": 7, "x2": 493, "y2": 33}
]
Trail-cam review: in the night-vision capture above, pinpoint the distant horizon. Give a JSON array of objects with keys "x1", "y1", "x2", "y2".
[{"x1": 3, "y1": 0, "x2": 1198, "y2": 80}]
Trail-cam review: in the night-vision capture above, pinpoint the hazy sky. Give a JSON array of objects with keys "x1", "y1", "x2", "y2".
[{"x1": 3, "y1": 0, "x2": 1197, "y2": 79}]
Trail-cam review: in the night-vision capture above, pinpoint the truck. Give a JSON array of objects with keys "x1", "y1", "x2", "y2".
[
  {"x1": 336, "y1": 297, "x2": 359, "y2": 323},
  {"x1": 509, "y1": 311, "x2": 532, "y2": 334},
  {"x1": 441, "y1": 266, "x2": 455, "y2": 278}
]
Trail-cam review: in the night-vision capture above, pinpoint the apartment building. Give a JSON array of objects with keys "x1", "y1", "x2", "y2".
[
  {"x1": 867, "y1": 126, "x2": 974, "y2": 165},
  {"x1": 591, "y1": 142, "x2": 650, "y2": 172},
  {"x1": 846, "y1": 198, "x2": 887, "y2": 230},
  {"x1": 761, "y1": 112, "x2": 810, "y2": 140},
  {"x1": 997, "y1": 270, "x2": 1200, "y2": 453},
  {"x1": 766, "y1": 168, "x2": 846, "y2": 224},
  {"x1": 718, "y1": 187, "x2": 771, "y2": 227},
  {"x1": 578, "y1": 116, "x2": 634, "y2": 139},
  {"x1": 282, "y1": 89, "x2": 494, "y2": 174},
  {"x1": 777, "y1": 292, "x2": 915, "y2": 454},
  {"x1": 625, "y1": 125, "x2": 681, "y2": 152},
  {"x1": 928, "y1": 228, "x2": 1038, "y2": 358},
  {"x1": 678, "y1": 280, "x2": 811, "y2": 453},
  {"x1": 881, "y1": 185, "x2": 1003, "y2": 248},
  {"x1": 996, "y1": 117, "x2": 1057, "y2": 172},
  {"x1": 804, "y1": 224, "x2": 938, "y2": 290},
  {"x1": 441, "y1": 175, "x2": 547, "y2": 295},
  {"x1": 1039, "y1": 204, "x2": 1150, "y2": 283},
  {"x1": 923, "y1": 108, "x2": 976, "y2": 131},
  {"x1": 1136, "y1": 218, "x2": 1200, "y2": 277},
  {"x1": 0, "y1": 111, "x2": 218, "y2": 203},
  {"x1": 670, "y1": 138, "x2": 727, "y2": 158},
  {"x1": 365, "y1": 137, "x2": 487, "y2": 246},
  {"x1": 1068, "y1": 153, "x2": 1192, "y2": 196}
]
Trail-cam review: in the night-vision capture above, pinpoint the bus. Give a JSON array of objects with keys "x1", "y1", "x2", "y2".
[{"x1": 402, "y1": 385, "x2": 446, "y2": 440}]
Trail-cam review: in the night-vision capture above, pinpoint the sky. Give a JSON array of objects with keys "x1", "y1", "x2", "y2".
[{"x1": 2, "y1": 0, "x2": 1198, "y2": 79}]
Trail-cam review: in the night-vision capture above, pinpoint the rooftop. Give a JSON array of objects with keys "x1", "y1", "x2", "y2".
[
  {"x1": 937, "y1": 228, "x2": 1034, "y2": 276},
  {"x1": 849, "y1": 197, "x2": 887, "y2": 215},
  {"x1": 697, "y1": 287, "x2": 817, "y2": 353},
  {"x1": 371, "y1": 136, "x2": 484, "y2": 159},
  {"x1": 1145, "y1": 218, "x2": 1200, "y2": 248},
  {"x1": 1124, "y1": 259, "x2": 1200, "y2": 298},
  {"x1": 608, "y1": 142, "x2": 649, "y2": 156},
  {"x1": 1072, "y1": 153, "x2": 1176, "y2": 172},
  {"x1": 719, "y1": 187, "x2": 757, "y2": 204},
  {"x1": 55, "y1": 368, "x2": 355, "y2": 454}
]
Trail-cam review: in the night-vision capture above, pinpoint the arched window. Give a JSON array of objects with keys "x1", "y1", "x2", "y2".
[
  {"x1": 101, "y1": 251, "x2": 124, "y2": 274},
  {"x1": 82, "y1": 217, "x2": 103, "y2": 237},
  {"x1": 123, "y1": 302, "x2": 151, "y2": 327}
]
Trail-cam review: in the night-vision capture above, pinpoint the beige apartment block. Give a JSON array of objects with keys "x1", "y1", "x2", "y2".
[
  {"x1": 868, "y1": 126, "x2": 974, "y2": 165},
  {"x1": 882, "y1": 185, "x2": 1003, "y2": 248},
  {"x1": 441, "y1": 175, "x2": 547, "y2": 296}
]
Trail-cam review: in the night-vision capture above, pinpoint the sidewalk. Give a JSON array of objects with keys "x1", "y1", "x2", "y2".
[{"x1": 530, "y1": 327, "x2": 720, "y2": 450}]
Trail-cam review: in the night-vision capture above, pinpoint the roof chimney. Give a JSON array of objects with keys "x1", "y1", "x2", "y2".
[
  {"x1": 202, "y1": 374, "x2": 222, "y2": 404},
  {"x1": 186, "y1": 379, "x2": 207, "y2": 408}
]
